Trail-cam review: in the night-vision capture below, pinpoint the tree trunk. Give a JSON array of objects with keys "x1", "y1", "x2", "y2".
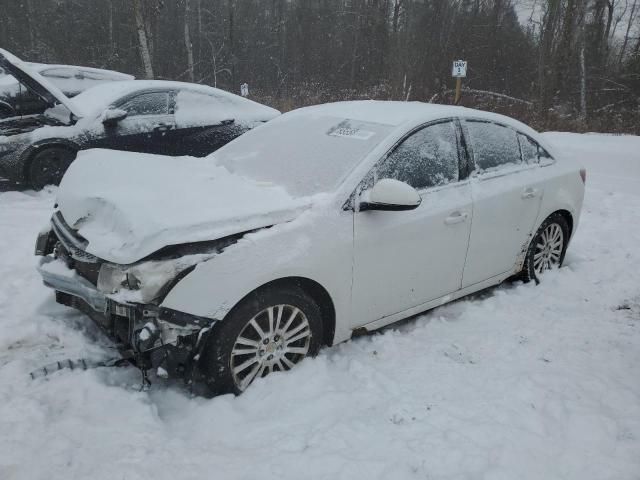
[
  {"x1": 538, "y1": 0, "x2": 561, "y2": 116},
  {"x1": 392, "y1": 0, "x2": 403, "y2": 34},
  {"x1": 618, "y1": 0, "x2": 638, "y2": 66},
  {"x1": 578, "y1": 0, "x2": 588, "y2": 126},
  {"x1": 555, "y1": 0, "x2": 576, "y2": 100},
  {"x1": 108, "y1": 0, "x2": 114, "y2": 56},
  {"x1": 349, "y1": 10, "x2": 361, "y2": 91},
  {"x1": 133, "y1": 0, "x2": 154, "y2": 78},
  {"x1": 197, "y1": 0, "x2": 202, "y2": 74},
  {"x1": 24, "y1": 0, "x2": 36, "y2": 55},
  {"x1": 603, "y1": 0, "x2": 615, "y2": 59},
  {"x1": 228, "y1": 0, "x2": 236, "y2": 88},
  {"x1": 184, "y1": 0, "x2": 195, "y2": 82}
]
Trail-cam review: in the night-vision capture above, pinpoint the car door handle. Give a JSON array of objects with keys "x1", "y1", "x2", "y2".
[
  {"x1": 444, "y1": 211, "x2": 469, "y2": 225},
  {"x1": 521, "y1": 188, "x2": 539, "y2": 199},
  {"x1": 153, "y1": 123, "x2": 172, "y2": 132}
]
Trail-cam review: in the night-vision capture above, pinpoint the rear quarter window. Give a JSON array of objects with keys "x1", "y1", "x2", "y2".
[{"x1": 518, "y1": 133, "x2": 554, "y2": 164}]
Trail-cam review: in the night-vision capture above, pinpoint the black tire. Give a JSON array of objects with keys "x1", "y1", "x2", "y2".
[
  {"x1": 199, "y1": 285, "x2": 324, "y2": 395},
  {"x1": 28, "y1": 146, "x2": 77, "y2": 190},
  {"x1": 520, "y1": 212, "x2": 570, "y2": 284}
]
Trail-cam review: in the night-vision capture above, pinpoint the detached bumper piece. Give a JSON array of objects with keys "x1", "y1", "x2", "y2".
[{"x1": 37, "y1": 256, "x2": 213, "y2": 381}]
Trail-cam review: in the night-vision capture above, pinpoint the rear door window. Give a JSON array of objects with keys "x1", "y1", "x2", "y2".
[
  {"x1": 465, "y1": 120, "x2": 521, "y2": 173},
  {"x1": 119, "y1": 91, "x2": 170, "y2": 116},
  {"x1": 175, "y1": 90, "x2": 231, "y2": 127},
  {"x1": 376, "y1": 121, "x2": 460, "y2": 190}
]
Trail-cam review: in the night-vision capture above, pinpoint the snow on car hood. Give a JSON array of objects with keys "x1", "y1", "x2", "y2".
[{"x1": 55, "y1": 149, "x2": 311, "y2": 264}]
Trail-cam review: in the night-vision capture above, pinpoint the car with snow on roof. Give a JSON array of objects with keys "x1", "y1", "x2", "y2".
[
  {"x1": 0, "y1": 48, "x2": 280, "y2": 189},
  {"x1": 34, "y1": 100, "x2": 586, "y2": 395}
]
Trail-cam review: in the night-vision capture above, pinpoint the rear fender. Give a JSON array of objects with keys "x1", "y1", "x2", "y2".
[{"x1": 534, "y1": 166, "x2": 585, "y2": 240}]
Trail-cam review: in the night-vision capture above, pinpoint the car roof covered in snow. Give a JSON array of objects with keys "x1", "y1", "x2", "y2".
[
  {"x1": 71, "y1": 80, "x2": 280, "y2": 120},
  {"x1": 288, "y1": 100, "x2": 541, "y2": 138}
]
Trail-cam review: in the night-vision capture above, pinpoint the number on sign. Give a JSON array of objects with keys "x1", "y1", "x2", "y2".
[{"x1": 452, "y1": 60, "x2": 467, "y2": 78}]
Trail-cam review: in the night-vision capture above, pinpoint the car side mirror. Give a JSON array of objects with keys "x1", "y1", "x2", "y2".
[
  {"x1": 359, "y1": 178, "x2": 421, "y2": 212},
  {"x1": 101, "y1": 108, "x2": 128, "y2": 125}
]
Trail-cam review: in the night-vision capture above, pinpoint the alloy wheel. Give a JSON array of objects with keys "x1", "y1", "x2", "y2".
[
  {"x1": 230, "y1": 304, "x2": 312, "y2": 391},
  {"x1": 533, "y1": 222, "x2": 564, "y2": 276}
]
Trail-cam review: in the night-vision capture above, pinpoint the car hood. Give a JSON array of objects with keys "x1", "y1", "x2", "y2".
[
  {"x1": 0, "y1": 114, "x2": 64, "y2": 137},
  {"x1": 0, "y1": 49, "x2": 84, "y2": 119},
  {"x1": 56, "y1": 149, "x2": 311, "y2": 264}
]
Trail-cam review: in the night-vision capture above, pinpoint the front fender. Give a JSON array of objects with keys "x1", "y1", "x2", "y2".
[{"x1": 159, "y1": 210, "x2": 354, "y2": 345}]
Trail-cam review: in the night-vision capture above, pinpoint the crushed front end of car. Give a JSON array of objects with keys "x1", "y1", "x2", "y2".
[{"x1": 34, "y1": 211, "x2": 228, "y2": 383}]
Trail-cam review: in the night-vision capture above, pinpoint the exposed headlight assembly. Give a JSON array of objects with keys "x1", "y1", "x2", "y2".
[
  {"x1": 98, "y1": 260, "x2": 194, "y2": 303},
  {"x1": 97, "y1": 263, "x2": 127, "y2": 293}
]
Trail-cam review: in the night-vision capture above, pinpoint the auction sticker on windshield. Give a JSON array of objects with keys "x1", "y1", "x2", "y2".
[{"x1": 327, "y1": 120, "x2": 377, "y2": 140}]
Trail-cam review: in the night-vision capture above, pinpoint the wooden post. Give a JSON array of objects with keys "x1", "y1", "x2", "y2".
[{"x1": 454, "y1": 77, "x2": 462, "y2": 105}]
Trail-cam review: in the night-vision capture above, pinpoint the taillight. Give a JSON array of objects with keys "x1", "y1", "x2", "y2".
[{"x1": 579, "y1": 168, "x2": 586, "y2": 184}]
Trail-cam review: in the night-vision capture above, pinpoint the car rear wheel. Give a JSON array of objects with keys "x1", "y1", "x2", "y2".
[
  {"x1": 521, "y1": 213, "x2": 570, "y2": 283},
  {"x1": 199, "y1": 285, "x2": 323, "y2": 395},
  {"x1": 28, "y1": 146, "x2": 77, "y2": 190}
]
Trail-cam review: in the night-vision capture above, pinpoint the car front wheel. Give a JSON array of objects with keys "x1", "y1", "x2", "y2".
[
  {"x1": 28, "y1": 146, "x2": 77, "y2": 190},
  {"x1": 199, "y1": 285, "x2": 323, "y2": 395},
  {"x1": 521, "y1": 213, "x2": 570, "y2": 283}
]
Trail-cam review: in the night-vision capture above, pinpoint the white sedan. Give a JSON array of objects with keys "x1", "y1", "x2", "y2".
[{"x1": 35, "y1": 101, "x2": 585, "y2": 394}]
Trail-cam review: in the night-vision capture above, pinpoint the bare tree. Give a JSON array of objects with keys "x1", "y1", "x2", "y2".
[
  {"x1": 133, "y1": 0, "x2": 154, "y2": 78},
  {"x1": 184, "y1": 0, "x2": 195, "y2": 82},
  {"x1": 0, "y1": 0, "x2": 637, "y2": 133},
  {"x1": 618, "y1": 0, "x2": 639, "y2": 66},
  {"x1": 578, "y1": 0, "x2": 588, "y2": 125}
]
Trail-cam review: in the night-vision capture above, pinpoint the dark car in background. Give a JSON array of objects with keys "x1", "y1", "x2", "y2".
[
  {"x1": 0, "y1": 49, "x2": 280, "y2": 189},
  {"x1": 0, "y1": 61, "x2": 134, "y2": 118}
]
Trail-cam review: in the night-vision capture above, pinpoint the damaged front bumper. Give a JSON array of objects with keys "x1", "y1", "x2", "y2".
[{"x1": 37, "y1": 255, "x2": 214, "y2": 380}]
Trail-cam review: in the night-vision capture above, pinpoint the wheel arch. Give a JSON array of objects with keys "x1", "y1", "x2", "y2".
[
  {"x1": 535, "y1": 204, "x2": 577, "y2": 242},
  {"x1": 554, "y1": 209, "x2": 574, "y2": 238},
  {"x1": 224, "y1": 276, "x2": 337, "y2": 347},
  {"x1": 21, "y1": 139, "x2": 79, "y2": 183},
  {"x1": 0, "y1": 100, "x2": 14, "y2": 118}
]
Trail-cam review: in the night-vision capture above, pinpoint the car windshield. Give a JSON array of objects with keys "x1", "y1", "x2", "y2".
[{"x1": 212, "y1": 114, "x2": 393, "y2": 197}]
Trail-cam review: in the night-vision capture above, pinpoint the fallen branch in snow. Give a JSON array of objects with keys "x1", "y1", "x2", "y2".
[
  {"x1": 433, "y1": 88, "x2": 534, "y2": 106},
  {"x1": 593, "y1": 98, "x2": 638, "y2": 113},
  {"x1": 29, "y1": 357, "x2": 129, "y2": 379}
]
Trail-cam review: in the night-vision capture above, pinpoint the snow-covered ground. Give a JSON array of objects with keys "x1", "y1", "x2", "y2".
[{"x1": 1, "y1": 132, "x2": 639, "y2": 479}]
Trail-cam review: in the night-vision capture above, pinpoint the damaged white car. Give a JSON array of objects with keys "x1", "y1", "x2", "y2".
[{"x1": 35, "y1": 101, "x2": 585, "y2": 394}]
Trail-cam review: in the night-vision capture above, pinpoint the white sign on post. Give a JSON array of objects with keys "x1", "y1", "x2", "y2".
[
  {"x1": 240, "y1": 83, "x2": 249, "y2": 97},
  {"x1": 452, "y1": 60, "x2": 467, "y2": 78}
]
